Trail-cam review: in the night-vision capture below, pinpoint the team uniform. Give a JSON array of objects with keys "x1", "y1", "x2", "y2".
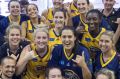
[
  {"x1": 0, "y1": 15, "x2": 5, "y2": 21},
  {"x1": 0, "y1": 40, "x2": 30, "y2": 61},
  {"x1": 48, "y1": 44, "x2": 92, "y2": 79},
  {"x1": 46, "y1": 8, "x2": 67, "y2": 27},
  {"x1": 0, "y1": 33, "x2": 5, "y2": 46},
  {"x1": 0, "y1": 14, "x2": 28, "y2": 36},
  {"x1": 46, "y1": 8, "x2": 54, "y2": 27},
  {"x1": 72, "y1": 14, "x2": 110, "y2": 29},
  {"x1": 101, "y1": 8, "x2": 120, "y2": 53},
  {"x1": 81, "y1": 27, "x2": 106, "y2": 51},
  {"x1": 22, "y1": 44, "x2": 52, "y2": 79},
  {"x1": 49, "y1": 29, "x2": 62, "y2": 46},
  {"x1": 26, "y1": 18, "x2": 44, "y2": 42},
  {"x1": 69, "y1": 2, "x2": 80, "y2": 17},
  {"x1": 0, "y1": 40, "x2": 30, "y2": 79},
  {"x1": 94, "y1": 50, "x2": 120, "y2": 79}
]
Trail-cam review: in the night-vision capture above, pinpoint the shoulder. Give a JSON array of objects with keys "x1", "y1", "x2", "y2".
[
  {"x1": 20, "y1": 14, "x2": 29, "y2": 21},
  {"x1": 0, "y1": 42, "x2": 9, "y2": 50},
  {"x1": 75, "y1": 43, "x2": 89, "y2": 54}
]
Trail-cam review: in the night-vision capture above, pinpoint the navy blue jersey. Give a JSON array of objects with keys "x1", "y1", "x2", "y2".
[
  {"x1": 94, "y1": 51, "x2": 120, "y2": 79},
  {"x1": 0, "y1": 15, "x2": 5, "y2": 21},
  {"x1": 0, "y1": 40, "x2": 30, "y2": 62},
  {"x1": 0, "y1": 32, "x2": 5, "y2": 46},
  {"x1": 72, "y1": 15, "x2": 110, "y2": 30},
  {"x1": 48, "y1": 44, "x2": 92, "y2": 79},
  {"x1": 0, "y1": 14, "x2": 29, "y2": 36}
]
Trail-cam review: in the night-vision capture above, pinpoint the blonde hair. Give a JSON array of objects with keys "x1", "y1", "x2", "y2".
[
  {"x1": 5, "y1": 23, "x2": 21, "y2": 40},
  {"x1": 101, "y1": 31, "x2": 114, "y2": 43},
  {"x1": 33, "y1": 24, "x2": 49, "y2": 39},
  {"x1": 95, "y1": 68, "x2": 115, "y2": 79}
]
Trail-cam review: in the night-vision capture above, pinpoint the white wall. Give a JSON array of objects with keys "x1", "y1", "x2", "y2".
[{"x1": 0, "y1": 0, "x2": 120, "y2": 16}]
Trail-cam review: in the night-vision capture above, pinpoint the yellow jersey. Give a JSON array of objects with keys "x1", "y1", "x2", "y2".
[
  {"x1": 70, "y1": 2, "x2": 80, "y2": 17},
  {"x1": 81, "y1": 27, "x2": 106, "y2": 50},
  {"x1": 26, "y1": 20, "x2": 43, "y2": 42},
  {"x1": 47, "y1": 8, "x2": 55, "y2": 27},
  {"x1": 22, "y1": 44, "x2": 52, "y2": 79},
  {"x1": 49, "y1": 29, "x2": 62, "y2": 46}
]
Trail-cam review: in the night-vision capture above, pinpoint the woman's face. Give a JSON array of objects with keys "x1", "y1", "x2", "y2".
[
  {"x1": 34, "y1": 31, "x2": 48, "y2": 49},
  {"x1": 77, "y1": 0, "x2": 88, "y2": 14},
  {"x1": 102, "y1": 0, "x2": 115, "y2": 10},
  {"x1": 96, "y1": 74, "x2": 109, "y2": 79},
  {"x1": 99, "y1": 34, "x2": 113, "y2": 53},
  {"x1": 53, "y1": 11, "x2": 65, "y2": 30},
  {"x1": 61, "y1": 29, "x2": 76, "y2": 50},
  {"x1": 86, "y1": 12, "x2": 101, "y2": 31},
  {"x1": 52, "y1": 0, "x2": 63, "y2": 9},
  {"x1": 9, "y1": 1, "x2": 20, "y2": 16},
  {"x1": 27, "y1": 4, "x2": 38, "y2": 18},
  {"x1": 8, "y1": 28, "x2": 21, "y2": 47},
  {"x1": 48, "y1": 68, "x2": 62, "y2": 79}
]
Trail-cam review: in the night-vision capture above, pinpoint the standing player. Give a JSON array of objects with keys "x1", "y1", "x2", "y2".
[
  {"x1": 49, "y1": 10, "x2": 67, "y2": 46},
  {"x1": 42, "y1": 0, "x2": 69, "y2": 27},
  {"x1": 0, "y1": 0, "x2": 28, "y2": 38},
  {"x1": 94, "y1": 31, "x2": 120, "y2": 79},
  {"x1": 23, "y1": 3, "x2": 49, "y2": 42},
  {"x1": 48, "y1": 27, "x2": 92, "y2": 79},
  {"x1": 16, "y1": 28, "x2": 53, "y2": 79}
]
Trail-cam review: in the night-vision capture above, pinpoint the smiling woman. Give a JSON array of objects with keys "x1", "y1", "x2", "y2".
[
  {"x1": 48, "y1": 27, "x2": 92, "y2": 79},
  {"x1": 16, "y1": 27, "x2": 53, "y2": 79},
  {"x1": 0, "y1": 23, "x2": 30, "y2": 61},
  {"x1": 93, "y1": 31, "x2": 120, "y2": 79}
]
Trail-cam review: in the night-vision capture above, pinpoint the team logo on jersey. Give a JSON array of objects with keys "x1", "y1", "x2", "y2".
[
  {"x1": 59, "y1": 60, "x2": 65, "y2": 65},
  {"x1": 64, "y1": 69, "x2": 80, "y2": 79},
  {"x1": 49, "y1": 38, "x2": 55, "y2": 41},
  {"x1": 85, "y1": 38, "x2": 91, "y2": 42},
  {"x1": 66, "y1": 62, "x2": 70, "y2": 66},
  {"x1": 35, "y1": 65, "x2": 46, "y2": 72}
]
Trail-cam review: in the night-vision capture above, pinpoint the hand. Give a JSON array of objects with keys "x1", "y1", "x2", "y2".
[
  {"x1": 115, "y1": 18, "x2": 120, "y2": 25},
  {"x1": 72, "y1": 51, "x2": 86, "y2": 67},
  {"x1": 24, "y1": 50, "x2": 38, "y2": 61},
  {"x1": 76, "y1": 26, "x2": 86, "y2": 34},
  {"x1": 22, "y1": 45, "x2": 38, "y2": 61}
]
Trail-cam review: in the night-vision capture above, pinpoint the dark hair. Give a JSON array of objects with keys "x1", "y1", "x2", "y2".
[
  {"x1": 0, "y1": 56, "x2": 16, "y2": 65},
  {"x1": 20, "y1": 0, "x2": 29, "y2": 6},
  {"x1": 8, "y1": 0, "x2": 20, "y2": 10},
  {"x1": 26, "y1": 3, "x2": 39, "y2": 14},
  {"x1": 61, "y1": 26, "x2": 77, "y2": 37},
  {"x1": 86, "y1": 0, "x2": 90, "y2": 5},
  {"x1": 45, "y1": 66, "x2": 62, "y2": 78},
  {"x1": 54, "y1": 9, "x2": 67, "y2": 19},
  {"x1": 86, "y1": 9, "x2": 103, "y2": 20}
]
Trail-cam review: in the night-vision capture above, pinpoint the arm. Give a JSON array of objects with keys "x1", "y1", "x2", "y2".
[
  {"x1": 72, "y1": 51, "x2": 92, "y2": 79},
  {"x1": 113, "y1": 18, "x2": 120, "y2": 44},
  {"x1": 16, "y1": 45, "x2": 36, "y2": 75},
  {"x1": 41, "y1": 16, "x2": 50, "y2": 27},
  {"x1": 41, "y1": 9, "x2": 48, "y2": 19}
]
